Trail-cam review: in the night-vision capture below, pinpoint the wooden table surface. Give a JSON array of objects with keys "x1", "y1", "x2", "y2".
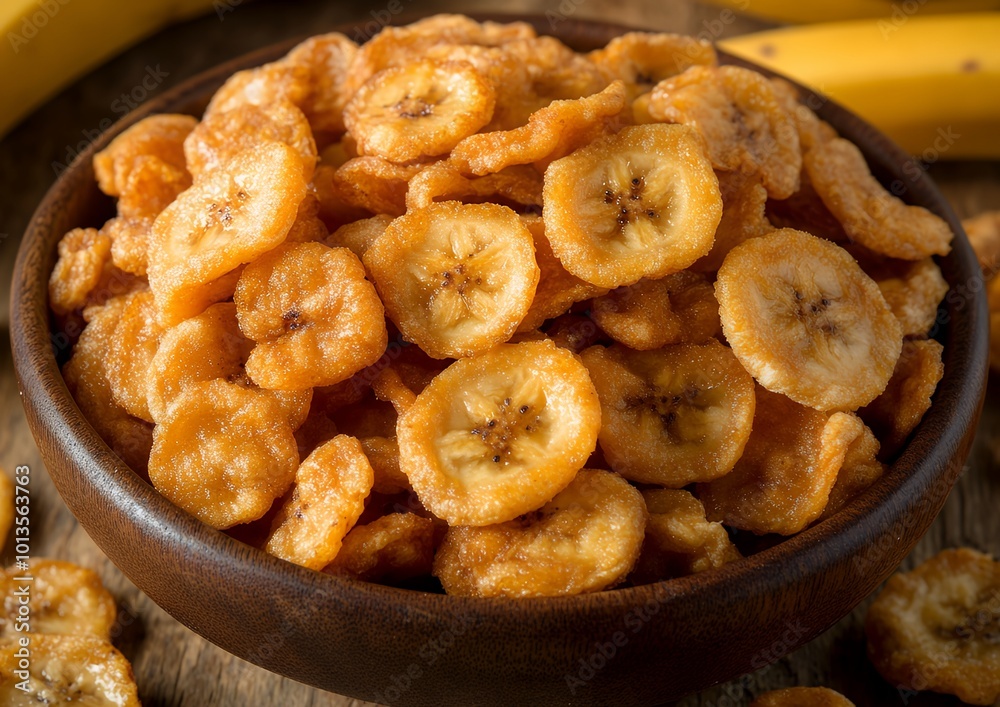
[{"x1": 1, "y1": 1, "x2": 998, "y2": 705}]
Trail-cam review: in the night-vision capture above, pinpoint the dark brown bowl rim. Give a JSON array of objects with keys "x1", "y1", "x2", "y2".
[{"x1": 10, "y1": 10, "x2": 988, "y2": 634}]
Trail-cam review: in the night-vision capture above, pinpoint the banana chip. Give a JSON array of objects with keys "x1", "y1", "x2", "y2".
[
  {"x1": 434, "y1": 469, "x2": 645, "y2": 597},
  {"x1": 769, "y1": 77, "x2": 837, "y2": 152},
  {"x1": 326, "y1": 512, "x2": 436, "y2": 583},
  {"x1": 543, "y1": 123, "x2": 722, "y2": 289},
  {"x1": 93, "y1": 113, "x2": 195, "y2": 197},
  {"x1": 325, "y1": 214, "x2": 393, "y2": 259},
  {"x1": 692, "y1": 169, "x2": 773, "y2": 273},
  {"x1": 581, "y1": 341, "x2": 755, "y2": 487},
  {"x1": 285, "y1": 32, "x2": 358, "y2": 135},
  {"x1": 821, "y1": 422, "x2": 884, "y2": 519},
  {"x1": 106, "y1": 291, "x2": 163, "y2": 423},
  {"x1": 751, "y1": 687, "x2": 855, "y2": 707},
  {"x1": 398, "y1": 340, "x2": 600, "y2": 526},
  {"x1": 360, "y1": 436, "x2": 411, "y2": 494},
  {"x1": 588, "y1": 32, "x2": 717, "y2": 99},
  {"x1": 867, "y1": 548, "x2": 1000, "y2": 705},
  {"x1": 503, "y1": 36, "x2": 610, "y2": 106},
  {"x1": 1, "y1": 560, "x2": 116, "y2": 640},
  {"x1": 204, "y1": 59, "x2": 311, "y2": 117},
  {"x1": 406, "y1": 162, "x2": 543, "y2": 212},
  {"x1": 116, "y1": 154, "x2": 190, "y2": 223},
  {"x1": 717, "y1": 228, "x2": 902, "y2": 412},
  {"x1": 320, "y1": 156, "x2": 425, "y2": 218},
  {"x1": 856, "y1": 254, "x2": 948, "y2": 337},
  {"x1": 49, "y1": 228, "x2": 112, "y2": 316},
  {"x1": 101, "y1": 216, "x2": 153, "y2": 278}
]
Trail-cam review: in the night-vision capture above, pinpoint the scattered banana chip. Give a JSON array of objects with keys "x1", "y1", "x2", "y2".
[
  {"x1": 587, "y1": 31, "x2": 717, "y2": 98},
  {"x1": 106, "y1": 291, "x2": 163, "y2": 423},
  {"x1": 866, "y1": 548, "x2": 1000, "y2": 705},
  {"x1": 699, "y1": 387, "x2": 862, "y2": 535},
  {"x1": 93, "y1": 113, "x2": 195, "y2": 197},
  {"x1": 235, "y1": 242, "x2": 387, "y2": 390},
  {"x1": 326, "y1": 512, "x2": 436, "y2": 583},
  {"x1": 364, "y1": 201, "x2": 539, "y2": 359},
  {"x1": 750, "y1": 687, "x2": 855, "y2": 707},
  {"x1": 805, "y1": 138, "x2": 953, "y2": 260},
  {"x1": 582, "y1": 341, "x2": 755, "y2": 487},
  {"x1": 398, "y1": 340, "x2": 600, "y2": 525},
  {"x1": 433, "y1": 469, "x2": 646, "y2": 597},
  {"x1": 631, "y1": 489, "x2": 740, "y2": 584},
  {"x1": 49, "y1": 228, "x2": 112, "y2": 316},
  {"x1": 717, "y1": 228, "x2": 903, "y2": 412},
  {"x1": 0, "y1": 560, "x2": 116, "y2": 639},
  {"x1": 543, "y1": 123, "x2": 722, "y2": 289}
]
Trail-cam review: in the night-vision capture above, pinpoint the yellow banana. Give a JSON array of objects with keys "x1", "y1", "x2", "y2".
[
  {"x1": 1, "y1": 0, "x2": 218, "y2": 139},
  {"x1": 704, "y1": 0, "x2": 1000, "y2": 25},
  {"x1": 720, "y1": 13, "x2": 1000, "y2": 158}
]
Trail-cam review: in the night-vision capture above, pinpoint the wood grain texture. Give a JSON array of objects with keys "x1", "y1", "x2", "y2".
[{"x1": 0, "y1": 1, "x2": 997, "y2": 705}]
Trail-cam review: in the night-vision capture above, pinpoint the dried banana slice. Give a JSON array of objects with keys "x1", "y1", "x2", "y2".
[
  {"x1": 148, "y1": 142, "x2": 307, "y2": 326},
  {"x1": 204, "y1": 59, "x2": 311, "y2": 117},
  {"x1": 360, "y1": 436, "x2": 411, "y2": 494},
  {"x1": 805, "y1": 138, "x2": 953, "y2": 259},
  {"x1": 1, "y1": 560, "x2": 116, "y2": 639},
  {"x1": 698, "y1": 387, "x2": 863, "y2": 535},
  {"x1": 371, "y1": 368, "x2": 417, "y2": 415},
  {"x1": 0, "y1": 634, "x2": 140, "y2": 706},
  {"x1": 325, "y1": 214, "x2": 393, "y2": 259},
  {"x1": 106, "y1": 291, "x2": 163, "y2": 423},
  {"x1": 543, "y1": 123, "x2": 722, "y2": 289},
  {"x1": 691, "y1": 169, "x2": 773, "y2": 273},
  {"x1": 858, "y1": 254, "x2": 948, "y2": 337},
  {"x1": 590, "y1": 271, "x2": 720, "y2": 350},
  {"x1": 284, "y1": 32, "x2": 358, "y2": 135},
  {"x1": 717, "y1": 228, "x2": 902, "y2": 412},
  {"x1": 751, "y1": 687, "x2": 855, "y2": 707},
  {"x1": 49, "y1": 228, "x2": 112, "y2": 316},
  {"x1": 450, "y1": 81, "x2": 627, "y2": 176},
  {"x1": 964, "y1": 210, "x2": 1000, "y2": 275},
  {"x1": 503, "y1": 36, "x2": 610, "y2": 106},
  {"x1": 326, "y1": 512, "x2": 436, "y2": 583},
  {"x1": 859, "y1": 338, "x2": 944, "y2": 460},
  {"x1": 866, "y1": 548, "x2": 1000, "y2": 705},
  {"x1": 821, "y1": 422, "x2": 884, "y2": 519},
  {"x1": 397, "y1": 340, "x2": 600, "y2": 526},
  {"x1": 630, "y1": 489, "x2": 740, "y2": 584},
  {"x1": 101, "y1": 216, "x2": 152, "y2": 278},
  {"x1": 145, "y1": 302, "x2": 311, "y2": 428},
  {"x1": 316, "y1": 157, "x2": 424, "y2": 219},
  {"x1": 769, "y1": 77, "x2": 838, "y2": 152},
  {"x1": 581, "y1": 341, "x2": 755, "y2": 487},
  {"x1": 545, "y1": 313, "x2": 602, "y2": 354},
  {"x1": 433, "y1": 469, "x2": 646, "y2": 597},
  {"x1": 183, "y1": 100, "x2": 318, "y2": 181},
  {"x1": 587, "y1": 31, "x2": 717, "y2": 98},
  {"x1": 405, "y1": 162, "x2": 543, "y2": 211},
  {"x1": 265, "y1": 435, "x2": 373, "y2": 570},
  {"x1": 93, "y1": 113, "x2": 195, "y2": 197},
  {"x1": 116, "y1": 154, "x2": 190, "y2": 223},
  {"x1": 235, "y1": 242, "x2": 387, "y2": 390},
  {"x1": 344, "y1": 59, "x2": 495, "y2": 163},
  {"x1": 283, "y1": 193, "x2": 329, "y2": 244},
  {"x1": 148, "y1": 379, "x2": 299, "y2": 529},
  {"x1": 364, "y1": 201, "x2": 539, "y2": 359},
  {"x1": 766, "y1": 168, "x2": 850, "y2": 244},
  {"x1": 649, "y1": 65, "x2": 801, "y2": 199}
]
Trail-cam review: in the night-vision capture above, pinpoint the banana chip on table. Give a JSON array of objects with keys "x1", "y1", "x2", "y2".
[
  {"x1": 867, "y1": 548, "x2": 1000, "y2": 705},
  {"x1": 750, "y1": 687, "x2": 855, "y2": 707}
]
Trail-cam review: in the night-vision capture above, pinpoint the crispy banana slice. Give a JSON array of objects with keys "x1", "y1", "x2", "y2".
[
  {"x1": 145, "y1": 302, "x2": 311, "y2": 428},
  {"x1": 49, "y1": 228, "x2": 112, "y2": 316},
  {"x1": 106, "y1": 291, "x2": 163, "y2": 423},
  {"x1": 859, "y1": 338, "x2": 944, "y2": 460},
  {"x1": 405, "y1": 162, "x2": 543, "y2": 212},
  {"x1": 315, "y1": 157, "x2": 425, "y2": 219},
  {"x1": 360, "y1": 436, "x2": 411, "y2": 494},
  {"x1": 769, "y1": 77, "x2": 838, "y2": 152},
  {"x1": 148, "y1": 379, "x2": 299, "y2": 529},
  {"x1": 204, "y1": 59, "x2": 311, "y2": 117},
  {"x1": 751, "y1": 687, "x2": 855, "y2": 707},
  {"x1": 766, "y1": 168, "x2": 850, "y2": 244},
  {"x1": 649, "y1": 65, "x2": 801, "y2": 199},
  {"x1": 397, "y1": 340, "x2": 600, "y2": 525},
  {"x1": 587, "y1": 31, "x2": 716, "y2": 98},
  {"x1": 265, "y1": 435, "x2": 373, "y2": 570},
  {"x1": 964, "y1": 210, "x2": 1000, "y2": 275},
  {"x1": 235, "y1": 242, "x2": 387, "y2": 390},
  {"x1": 581, "y1": 341, "x2": 755, "y2": 487},
  {"x1": 326, "y1": 512, "x2": 436, "y2": 583},
  {"x1": 93, "y1": 113, "x2": 195, "y2": 197},
  {"x1": 805, "y1": 138, "x2": 953, "y2": 259},
  {"x1": 630, "y1": 489, "x2": 740, "y2": 584},
  {"x1": 698, "y1": 388, "x2": 862, "y2": 535},
  {"x1": 717, "y1": 228, "x2": 902, "y2": 412},
  {"x1": 284, "y1": 32, "x2": 358, "y2": 135},
  {"x1": 545, "y1": 313, "x2": 602, "y2": 354},
  {"x1": 148, "y1": 142, "x2": 307, "y2": 326},
  {"x1": 0, "y1": 635, "x2": 140, "y2": 706},
  {"x1": 344, "y1": 59, "x2": 495, "y2": 163},
  {"x1": 364, "y1": 202, "x2": 539, "y2": 359},
  {"x1": 116, "y1": 154, "x2": 190, "y2": 223},
  {"x1": 503, "y1": 35, "x2": 610, "y2": 106},
  {"x1": 101, "y1": 216, "x2": 153, "y2": 278},
  {"x1": 449, "y1": 81, "x2": 627, "y2": 176},
  {"x1": 866, "y1": 548, "x2": 1000, "y2": 705},
  {"x1": 854, "y1": 253, "x2": 949, "y2": 338},
  {"x1": 692, "y1": 169, "x2": 773, "y2": 273},
  {"x1": 1, "y1": 560, "x2": 116, "y2": 639},
  {"x1": 590, "y1": 271, "x2": 720, "y2": 350},
  {"x1": 283, "y1": 193, "x2": 329, "y2": 244},
  {"x1": 325, "y1": 214, "x2": 393, "y2": 259},
  {"x1": 543, "y1": 123, "x2": 722, "y2": 289},
  {"x1": 821, "y1": 422, "x2": 884, "y2": 519},
  {"x1": 433, "y1": 469, "x2": 646, "y2": 597}
]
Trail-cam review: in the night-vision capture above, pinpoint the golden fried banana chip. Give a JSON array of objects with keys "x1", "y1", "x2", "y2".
[
  {"x1": 106, "y1": 291, "x2": 163, "y2": 423},
  {"x1": 587, "y1": 31, "x2": 716, "y2": 98},
  {"x1": 590, "y1": 271, "x2": 720, "y2": 350},
  {"x1": 283, "y1": 193, "x2": 329, "y2": 244},
  {"x1": 345, "y1": 59, "x2": 495, "y2": 163},
  {"x1": 1, "y1": 560, "x2": 116, "y2": 639},
  {"x1": 285, "y1": 32, "x2": 358, "y2": 135},
  {"x1": 326, "y1": 512, "x2": 436, "y2": 583},
  {"x1": 544, "y1": 313, "x2": 602, "y2": 354},
  {"x1": 766, "y1": 168, "x2": 850, "y2": 243},
  {"x1": 769, "y1": 77, "x2": 837, "y2": 152},
  {"x1": 543, "y1": 123, "x2": 721, "y2": 289},
  {"x1": 698, "y1": 388, "x2": 863, "y2": 535},
  {"x1": 148, "y1": 142, "x2": 307, "y2": 326},
  {"x1": 265, "y1": 435, "x2": 373, "y2": 570},
  {"x1": 867, "y1": 548, "x2": 1000, "y2": 705},
  {"x1": 581, "y1": 341, "x2": 755, "y2": 487},
  {"x1": 0, "y1": 634, "x2": 140, "y2": 706},
  {"x1": 805, "y1": 138, "x2": 953, "y2": 259},
  {"x1": 821, "y1": 422, "x2": 884, "y2": 519},
  {"x1": 148, "y1": 380, "x2": 299, "y2": 529},
  {"x1": 364, "y1": 202, "x2": 539, "y2": 359},
  {"x1": 319, "y1": 156, "x2": 425, "y2": 218},
  {"x1": 858, "y1": 254, "x2": 948, "y2": 337},
  {"x1": 116, "y1": 154, "x2": 190, "y2": 222},
  {"x1": 859, "y1": 338, "x2": 944, "y2": 460},
  {"x1": 692, "y1": 169, "x2": 773, "y2": 273},
  {"x1": 101, "y1": 216, "x2": 153, "y2": 277},
  {"x1": 398, "y1": 340, "x2": 600, "y2": 525},
  {"x1": 649, "y1": 65, "x2": 801, "y2": 199},
  {"x1": 405, "y1": 162, "x2": 543, "y2": 211},
  {"x1": 371, "y1": 368, "x2": 417, "y2": 415},
  {"x1": 964, "y1": 210, "x2": 1000, "y2": 275},
  {"x1": 235, "y1": 242, "x2": 387, "y2": 390},
  {"x1": 630, "y1": 489, "x2": 740, "y2": 584},
  {"x1": 503, "y1": 35, "x2": 610, "y2": 106},
  {"x1": 433, "y1": 469, "x2": 645, "y2": 597},
  {"x1": 717, "y1": 228, "x2": 902, "y2": 411},
  {"x1": 325, "y1": 214, "x2": 393, "y2": 259},
  {"x1": 360, "y1": 436, "x2": 411, "y2": 494},
  {"x1": 751, "y1": 687, "x2": 855, "y2": 707},
  {"x1": 49, "y1": 228, "x2": 112, "y2": 316},
  {"x1": 204, "y1": 59, "x2": 311, "y2": 117},
  {"x1": 93, "y1": 114, "x2": 195, "y2": 197}
]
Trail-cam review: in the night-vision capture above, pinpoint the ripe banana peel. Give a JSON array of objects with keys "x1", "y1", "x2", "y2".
[
  {"x1": 0, "y1": 0, "x2": 218, "y2": 139},
  {"x1": 719, "y1": 13, "x2": 1000, "y2": 158}
]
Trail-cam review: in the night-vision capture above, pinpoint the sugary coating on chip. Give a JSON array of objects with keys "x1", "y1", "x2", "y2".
[{"x1": 93, "y1": 114, "x2": 195, "y2": 197}]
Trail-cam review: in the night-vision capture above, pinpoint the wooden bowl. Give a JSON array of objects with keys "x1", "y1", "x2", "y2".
[{"x1": 9, "y1": 15, "x2": 989, "y2": 706}]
